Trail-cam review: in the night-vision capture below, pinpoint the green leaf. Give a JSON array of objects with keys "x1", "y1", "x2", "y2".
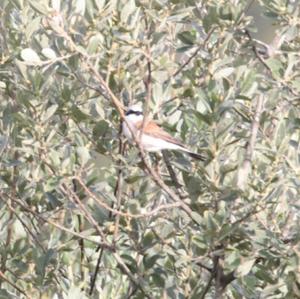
[
  {"x1": 71, "y1": 106, "x2": 89, "y2": 122},
  {"x1": 77, "y1": 146, "x2": 91, "y2": 166},
  {"x1": 21, "y1": 48, "x2": 41, "y2": 64},
  {"x1": 87, "y1": 34, "x2": 103, "y2": 54},
  {"x1": 42, "y1": 104, "x2": 58, "y2": 122},
  {"x1": 151, "y1": 272, "x2": 165, "y2": 288},
  {"x1": 121, "y1": 0, "x2": 136, "y2": 23},
  {"x1": 28, "y1": 0, "x2": 49, "y2": 14},
  {"x1": 214, "y1": 67, "x2": 234, "y2": 79},
  {"x1": 0, "y1": 81, "x2": 6, "y2": 89},
  {"x1": 265, "y1": 58, "x2": 283, "y2": 78},
  {"x1": 0, "y1": 289, "x2": 15, "y2": 299},
  {"x1": 143, "y1": 254, "x2": 161, "y2": 270},
  {"x1": 236, "y1": 259, "x2": 256, "y2": 277},
  {"x1": 41, "y1": 48, "x2": 57, "y2": 59},
  {"x1": 75, "y1": 0, "x2": 86, "y2": 15},
  {"x1": 177, "y1": 31, "x2": 196, "y2": 45},
  {"x1": 0, "y1": 135, "x2": 8, "y2": 154},
  {"x1": 93, "y1": 120, "x2": 109, "y2": 138},
  {"x1": 204, "y1": 211, "x2": 219, "y2": 233}
]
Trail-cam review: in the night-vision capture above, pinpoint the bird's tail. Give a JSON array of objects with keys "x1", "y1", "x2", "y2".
[
  {"x1": 179, "y1": 146, "x2": 206, "y2": 160},
  {"x1": 187, "y1": 151, "x2": 206, "y2": 161}
]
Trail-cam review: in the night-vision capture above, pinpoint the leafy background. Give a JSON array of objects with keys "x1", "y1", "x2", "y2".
[{"x1": 0, "y1": 0, "x2": 299, "y2": 298}]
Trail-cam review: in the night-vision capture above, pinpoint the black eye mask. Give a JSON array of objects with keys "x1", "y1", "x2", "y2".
[{"x1": 126, "y1": 110, "x2": 143, "y2": 116}]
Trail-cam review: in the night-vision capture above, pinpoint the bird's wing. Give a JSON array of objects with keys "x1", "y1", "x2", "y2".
[{"x1": 135, "y1": 120, "x2": 185, "y2": 147}]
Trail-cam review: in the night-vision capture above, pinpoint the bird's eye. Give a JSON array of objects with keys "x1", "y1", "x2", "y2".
[{"x1": 126, "y1": 110, "x2": 143, "y2": 116}]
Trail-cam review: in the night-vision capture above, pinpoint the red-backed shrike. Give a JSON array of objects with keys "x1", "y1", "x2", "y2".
[{"x1": 122, "y1": 105, "x2": 204, "y2": 160}]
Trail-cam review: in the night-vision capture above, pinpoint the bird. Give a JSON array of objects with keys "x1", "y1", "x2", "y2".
[{"x1": 122, "y1": 104, "x2": 205, "y2": 160}]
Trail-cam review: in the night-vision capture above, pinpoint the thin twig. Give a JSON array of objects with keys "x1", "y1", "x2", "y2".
[
  {"x1": 112, "y1": 130, "x2": 126, "y2": 240},
  {"x1": 244, "y1": 29, "x2": 298, "y2": 97},
  {"x1": 162, "y1": 151, "x2": 182, "y2": 189},
  {"x1": 0, "y1": 270, "x2": 28, "y2": 298},
  {"x1": 196, "y1": 262, "x2": 213, "y2": 273},
  {"x1": 90, "y1": 123, "x2": 125, "y2": 295},
  {"x1": 0, "y1": 193, "x2": 112, "y2": 249},
  {"x1": 3, "y1": 200, "x2": 45, "y2": 252},
  {"x1": 199, "y1": 272, "x2": 214, "y2": 299},
  {"x1": 237, "y1": 95, "x2": 264, "y2": 189},
  {"x1": 61, "y1": 183, "x2": 107, "y2": 240},
  {"x1": 73, "y1": 176, "x2": 182, "y2": 218},
  {"x1": 89, "y1": 248, "x2": 104, "y2": 295},
  {"x1": 140, "y1": 40, "x2": 152, "y2": 140},
  {"x1": 74, "y1": 72, "x2": 110, "y2": 101},
  {"x1": 172, "y1": 27, "x2": 216, "y2": 78},
  {"x1": 244, "y1": 29, "x2": 273, "y2": 74},
  {"x1": 22, "y1": 54, "x2": 74, "y2": 67},
  {"x1": 63, "y1": 183, "x2": 152, "y2": 297}
]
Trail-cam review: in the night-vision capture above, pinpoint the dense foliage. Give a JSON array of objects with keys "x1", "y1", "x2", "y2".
[{"x1": 0, "y1": 0, "x2": 299, "y2": 298}]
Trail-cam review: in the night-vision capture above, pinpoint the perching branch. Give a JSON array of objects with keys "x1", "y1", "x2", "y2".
[{"x1": 53, "y1": 23, "x2": 197, "y2": 222}]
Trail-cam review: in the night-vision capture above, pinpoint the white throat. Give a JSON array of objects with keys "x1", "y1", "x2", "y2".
[{"x1": 122, "y1": 105, "x2": 144, "y2": 141}]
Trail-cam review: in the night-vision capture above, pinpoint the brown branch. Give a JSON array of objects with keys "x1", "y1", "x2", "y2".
[
  {"x1": 191, "y1": 253, "x2": 219, "y2": 299},
  {"x1": 77, "y1": 214, "x2": 85, "y2": 280}
]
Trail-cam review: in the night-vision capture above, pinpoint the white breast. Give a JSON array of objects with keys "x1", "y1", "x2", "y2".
[{"x1": 122, "y1": 120, "x2": 136, "y2": 142}]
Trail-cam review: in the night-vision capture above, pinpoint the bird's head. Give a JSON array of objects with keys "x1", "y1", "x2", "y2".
[{"x1": 125, "y1": 104, "x2": 143, "y2": 124}]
